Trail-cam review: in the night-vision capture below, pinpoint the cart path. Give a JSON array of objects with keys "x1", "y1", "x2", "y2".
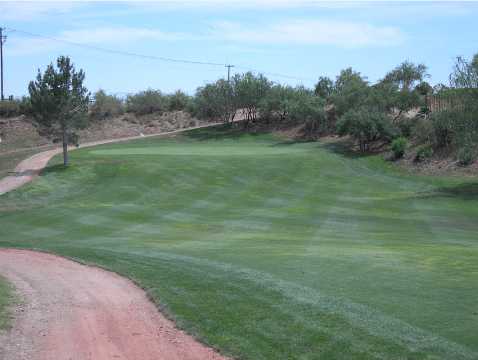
[{"x1": 0, "y1": 249, "x2": 228, "y2": 360}]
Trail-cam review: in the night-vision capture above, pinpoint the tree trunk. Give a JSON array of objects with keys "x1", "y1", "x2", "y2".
[{"x1": 62, "y1": 128, "x2": 69, "y2": 166}]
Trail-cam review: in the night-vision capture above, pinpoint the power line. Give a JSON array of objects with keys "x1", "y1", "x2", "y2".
[
  {"x1": 4, "y1": 26, "x2": 316, "y2": 85},
  {"x1": 234, "y1": 65, "x2": 315, "y2": 83},
  {"x1": 6, "y1": 27, "x2": 225, "y2": 67}
]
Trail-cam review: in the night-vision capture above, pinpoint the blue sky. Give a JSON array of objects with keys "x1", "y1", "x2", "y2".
[{"x1": 1, "y1": 1, "x2": 478, "y2": 97}]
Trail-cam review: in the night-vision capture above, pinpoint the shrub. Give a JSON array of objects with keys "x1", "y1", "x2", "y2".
[
  {"x1": 337, "y1": 108, "x2": 395, "y2": 152},
  {"x1": 412, "y1": 118, "x2": 435, "y2": 144},
  {"x1": 331, "y1": 68, "x2": 369, "y2": 117},
  {"x1": 0, "y1": 100, "x2": 21, "y2": 117},
  {"x1": 90, "y1": 90, "x2": 124, "y2": 120},
  {"x1": 457, "y1": 145, "x2": 475, "y2": 166},
  {"x1": 258, "y1": 84, "x2": 295, "y2": 122},
  {"x1": 415, "y1": 144, "x2": 433, "y2": 162},
  {"x1": 391, "y1": 137, "x2": 407, "y2": 159},
  {"x1": 167, "y1": 90, "x2": 191, "y2": 112},
  {"x1": 287, "y1": 88, "x2": 327, "y2": 137},
  {"x1": 193, "y1": 80, "x2": 234, "y2": 122},
  {"x1": 126, "y1": 89, "x2": 167, "y2": 115},
  {"x1": 430, "y1": 110, "x2": 455, "y2": 149}
]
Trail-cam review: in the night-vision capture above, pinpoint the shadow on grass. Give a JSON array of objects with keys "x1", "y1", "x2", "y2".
[
  {"x1": 271, "y1": 138, "x2": 316, "y2": 146},
  {"x1": 416, "y1": 182, "x2": 478, "y2": 201},
  {"x1": 184, "y1": 122, "x2": 269, "y2": 141},
  {"x1": 40, "y1": 163, "x2": 70, "y2": 176},
  {"x1": 321, "y1": 138, "x2": 384, "y2": 159}
]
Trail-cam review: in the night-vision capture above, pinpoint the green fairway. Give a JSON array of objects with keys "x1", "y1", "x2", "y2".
[{"x1": 0, "y1": 126, "x2": 477, "y2": 359}]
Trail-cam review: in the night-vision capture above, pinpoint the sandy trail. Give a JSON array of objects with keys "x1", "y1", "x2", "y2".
[
  {"x1": 0, "y1": 249, "x2": 228, "y2": 360},
  {"x1": 0, "y1": 122, "x2": 222, "y2": 196}
]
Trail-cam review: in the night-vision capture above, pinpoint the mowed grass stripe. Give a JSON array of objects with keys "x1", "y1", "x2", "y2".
[{"x1": 0, "y1": 126, "x2": 477, "y2": 359}]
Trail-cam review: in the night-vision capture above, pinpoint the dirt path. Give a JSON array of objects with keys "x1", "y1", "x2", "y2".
[
  {"x1": 0, "y1": 122, "x2": 221, "y2": 195},
  {"x1": 0, "y1": 249, "x2": 228, "y2": 360}
]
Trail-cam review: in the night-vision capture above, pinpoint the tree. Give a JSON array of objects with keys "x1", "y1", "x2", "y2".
[
  {"x1": 380, "y1": 62, "x2": 428, "y2": 122},
  {"x1": 449, "y1": 55, "x2": 478, "y2": 89},
  {"x1": 167, "y1": 90, "x2": 191, "y2": 111},
  {"x1": 258, "y1": 84, "x2": 296, "y2": 122},
  {"x1": 232, "y1": 72, "x2": 272, "y2": 126},
  {"x1": 126, "y1": 89, "x2": 167, "y2": 115},
  {"x1": 383, "y1": 61, "x2": 428, "y2": 92},
  {"x1": 314, "y1": 76, "x2": 334, "y2": 99},
  {"x1": 331, "y1": 68, "x2": 369, "y2": 117},
  {"x1": 28, "y1": 56, "x2": 89, "y2": 166},
  {"x1": 90, "y1": 89, "x2": 124, "y2": 120},
  {"x1": 415, "y1": 81, "x2": 433, "y2": 96},
  {"x1": 336, "y1": 108, "x2": 395, "y2": 152},
  {"x1": 194, "y1": 79, "x2": 236, "y2": 123}
]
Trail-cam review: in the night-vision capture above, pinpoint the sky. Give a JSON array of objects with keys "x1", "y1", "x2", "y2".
[{"x1": 1, "y1": 1, "x2": 478, "y2": 97}]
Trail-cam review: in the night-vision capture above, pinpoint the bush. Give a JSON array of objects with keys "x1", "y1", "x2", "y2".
[
  {"x1": 457, "y1": 145, "x2": 475, "y2": 166},
  {"x1": 0, "y1": 100, "x2": 21, "y2": 117},
  {"x1": 430, "y1": 110, "x2": 455, "y2": 149},
  {"x1": 167, "y1": 90, "x2": 191, "y2": 112},
  {"x1": 258, "y1": 85, "x2": 295, "y2": 122},
  {"x1": 412, "y1": 118, "x2": 434, "y2": 144},
  {"x1": 337, "y1": 108, "x2": 395, "y2": 152},
  {"x1": 287, "y1": 88, "x2": 327, "y2": 137},
  {"x1": 391, "y1": 137, "x2": 407, "y2": 159},
  {"x1": 193, "y1": 80, "x2": 234, "y2": 122},
  {"x1": 90, "y1": 90, "x2": 124, "y2": 120},
  {"x1": 126, "y1": 89, "x2": 167, "y2": 115},
  {"x1": 415, "y1": 144, "x2": 433, "y2": 162}
]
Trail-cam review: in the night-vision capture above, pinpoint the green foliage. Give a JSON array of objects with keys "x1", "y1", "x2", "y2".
[
  {"x1": 383, "y1": 61, "x2": 428, "y2": 91},
  {"x1": 413, "y1": 118, "x2": 434, "y2": 144},
  {"x1": 415, "y1": 144, "x2": 434, "y2": 162},
  {"x1": 450, "y1": 55, "x2": 478, "y2": 89},
  {"x1": 193, "y1": 79, "x2": 234, "y2": 122},
  {"x1": 166, "y1": 90, "x2": 191, "y2": 112},
  {"x1": 331, "y1": 68, "x2": 369, "y2": 117},
  {"x1": 28, "y1": 56, "x2": 89, "y2": 165},
  {"x1": 337, "y1": 108, "x2": 395, "y2": 152},
  {"x1": 457, "y1": 145, "x2": 476, "y2": 166},
  {"x1": 391, "y1": 137, "x2": 408, "y2": 159},
  {"x1": 415, "y1": 81, "x2": 433, "y2": 96},
  {"x1": 258, "y1": 85, "x2": 327, "y2": 136},
  {"x1": 126, "y1": 89, "x2": 168, "y2": 115},
  {"x1": 0, "y1": 100, "x2": 21, "y2": 118},
  {"x1": 258, "y1": 84, "x2": 296, "y2": 122},
  {"x1": 232, "y1": 72, "x2": 272, "y2": 124},
  {"x1": 90, "y1": 90, "x2": 124, "y2": 120},
  {"x1": 0, "y1": 97, "x2": 31, "y2": 118},
  {"x1": 430, "y1": 110, "x2": 455, "y2": 148},
  {"x1": 314, "y1": 76, "x2": 334, "y2": 99},
  {"x1": 288, "y1": 87, "x2": 327, "y2": 137}
]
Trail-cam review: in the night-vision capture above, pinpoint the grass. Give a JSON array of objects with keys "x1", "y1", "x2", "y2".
[
  {"x1": 0, "y1": 125, "x2": 477, "y2": 359},
  {"x1": 0, "y1": 276, "x2": 14, "y2": 331}
]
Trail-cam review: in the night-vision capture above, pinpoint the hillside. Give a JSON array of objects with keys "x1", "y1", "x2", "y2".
[{"x1": 0, "y1": 111, "x2": 207, "y2": 177}]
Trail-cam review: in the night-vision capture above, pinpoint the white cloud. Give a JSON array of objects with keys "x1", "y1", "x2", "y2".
[
  {"x1": 7, "y1": 26, "x2": 191, "y2": 56},
  {"x1": 60, "y1": 27, "x2": 189, "y2": 44},
  {"x1": 210, "y1": 20, "x2": 404, "y2": 48},
  {"x1": 0, "y1": 1, "x2": 81, "y2": 21}
]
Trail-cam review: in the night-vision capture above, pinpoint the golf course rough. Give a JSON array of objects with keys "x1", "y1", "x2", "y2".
[
  {"x1": 0, "y1": 275, "x2": 14, "y2": 331},
  {"x1": 0, "y1": 126, "x2": 477, "y2": 360}
]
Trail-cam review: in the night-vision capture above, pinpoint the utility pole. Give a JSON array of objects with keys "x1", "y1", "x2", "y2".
[
  {"x1": 0, "y1": 27, "x2": 6, "y2": 101},
  {"x1": 225, "y1": 64, "x2": 234, "y2": 82}
]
